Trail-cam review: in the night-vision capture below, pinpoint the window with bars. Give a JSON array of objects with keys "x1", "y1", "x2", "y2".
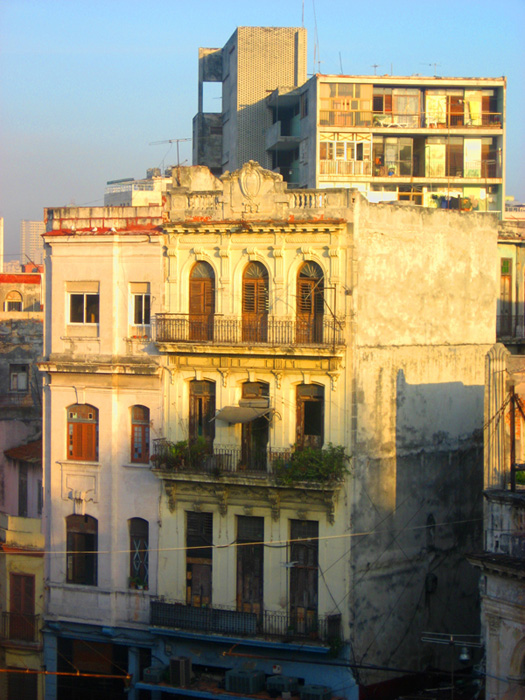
[
  {"x1": 67, "y1": 404, "x2": 98, "y2": 461},
  {"x1": 131, "y1": 405, "x2": 150, "y2": 463},
  {"x1": 129, "y1": 518, "x2": 149, "y2": 588}
]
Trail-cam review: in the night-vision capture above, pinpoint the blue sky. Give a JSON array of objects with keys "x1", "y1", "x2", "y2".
[{"x1": 1, "y1": 0, "x2": 524, "y2": 259}]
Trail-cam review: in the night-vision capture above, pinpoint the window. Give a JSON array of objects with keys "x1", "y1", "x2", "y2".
[
  {"x1": 4, "y1": 290, "x2": 23, "y2": 312},
  {"x1": 131, "y1": 405, "x2": 150, "y2": 463},
  {"x1": 133, "y1": 294, "x2": 150, "y2": 325},
  {"x1": 289, "y1": 520, "x2": 318, "y2": 633},
  {"x1": 237, "y1": 516, "x2": 264, "y2": 614},
  {"x1": 189, "y1": 262, "x2": 215, "y2": 341},
  {"x1": 66, "y1": 514, "x2": 98, "y2": 585},
  {"x1": 18, "y1": 463, "x2": 28, "y2": 517},
  {"x1": 9, "y1": 573, "x2": 35, "y2": 641},
  {"x1": 130, "y1": 282, "x2": 151, "y2": 332},
  {"x1": 129, "y1": 518, "x2": 149, "y2": 589},
  {"x1": 189, "y1": 381, "x2": 215, "y2": 450},
  {"x1": 296, "y1": 384, "x2": 324, "y2": 449},
  {"x1": 70, "y1": 293, "x2": 99, "y2": 324},
  {"x1": 242, "y1": 262, "x2": 268, "y2": 342},
  {"x1": 297, "y1": 262, "x2": 324, "y2": 344},
  {"x1": 186, "y1": 511, "x2": 213, "y2": 607},
  {"x1": 9, "y1": 364, "x2": 28, "y2": 392},
  {"x1": 241, "y1": 381, "x2": 270, "y2": 471},
  {"x1": 67, "y1": 404, "x2": 98, "y2": 461}
]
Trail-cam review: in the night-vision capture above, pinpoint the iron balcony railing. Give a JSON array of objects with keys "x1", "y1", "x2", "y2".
[
  {"x1": 155, "y1": 315, "x2": 345, "y2": 347},
  {"x1": 152, "y1": 442, "x2": 293, "y2": 475},
  {"x1": 1, "y1": 612, "x2": 40, "y2": 643},
  {"x1": 319, "y1": 110, "x2": 503, "y2": 129},
  {"x1": 150, "y1": 599, "x2": 341, "y2": 643}
]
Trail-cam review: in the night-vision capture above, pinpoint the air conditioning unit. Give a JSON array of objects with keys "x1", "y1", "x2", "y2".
[
  {"x1": 170, "y1": 656, "x2": 192, "y2": 687},
  {"x1": 225, "y1": 669, "x2": 266, "y2": 694},
  {"x1": 266, "y1": 675, "x2": 299, "y2": 696},
  {"x1": 143, "y1": 666, "x2": 164, "y2": 684},
  {"x1": 300, "y1": 685, "x2": 332, "y2": 700}
]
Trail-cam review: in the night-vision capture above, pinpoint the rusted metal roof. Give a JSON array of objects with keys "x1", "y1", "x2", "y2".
[{"x1": 4, "y1": 438, "x2": 42, "y2": 463}]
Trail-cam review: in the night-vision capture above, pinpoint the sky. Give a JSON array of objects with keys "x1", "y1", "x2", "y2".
[{"x1": 1, "y1": 0, "x2": 524, "y2": 261}]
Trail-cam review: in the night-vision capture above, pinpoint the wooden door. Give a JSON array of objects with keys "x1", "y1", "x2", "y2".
[
  {"x1": 296, "y1": 263, "x2": 324, "y2": 344},
  {"x1": 242, "y1": 263, "x2": 268, "y2": 342},
  {"x1": 189, "y1": 265, "x2": 215, "y2": 341},
  {"x1": 9, "y1": 573, "x2": 35, "y2": 641}
]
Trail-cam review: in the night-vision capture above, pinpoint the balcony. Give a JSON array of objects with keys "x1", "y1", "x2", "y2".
[
  {"x1": 1, "y1": 612, "x2": 40, "y2": 644},
  {"x1": 318, "y1": 110, "x2": 503, "y2": 129},
  {"x1": 150, "y1": 599, "x2": 341, "y2": 644},
  {"x1": 155, "y1": 315, "x2": 345, "y2": 349},
  {"x1": 152, "y1": 441, "x2": 293, "y2": 475}
]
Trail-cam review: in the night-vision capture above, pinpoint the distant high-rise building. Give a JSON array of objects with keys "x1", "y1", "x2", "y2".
[{"x1": 20, "y1": 220, "x2": 45, "y2": 266}]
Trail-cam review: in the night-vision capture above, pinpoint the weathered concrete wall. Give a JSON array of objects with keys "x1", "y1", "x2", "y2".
[{"x1": 348, "y1": 200, "x2": 497, "y2": 681}]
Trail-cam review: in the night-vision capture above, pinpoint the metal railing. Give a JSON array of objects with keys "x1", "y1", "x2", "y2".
[
  {"x1": 155, "y1": 315, "x2": 345, "y2": 347},
  {"x1": 319, "y1": 110, "x2": 503, "y2": 129},
  {"x1": 1, "y1": 612, "x2": 40, "y2": 643},
  {"x1": 150, "y1": 599, "x2": 341, "y2": 643},
  {"x1": 152, "y1": 441, "x2": 293, "y2": 475}
]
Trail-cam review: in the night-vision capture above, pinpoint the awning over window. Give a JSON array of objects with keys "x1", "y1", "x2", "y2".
[{"x1": 213, "y1": 406, "x2": 272, "y2": 424}]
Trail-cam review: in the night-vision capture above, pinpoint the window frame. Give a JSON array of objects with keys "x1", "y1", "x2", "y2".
[
  {"x1": 9, "y1": 364, "x2": 29, "y2": 393},
  {"x1": 130, "y1": 405, "x2": 150, "y2": 463},
  {"x1": 69, "y1": 292, "x2": 99, "y2": 324},
  {"x1": 67, "y1": 404, "x2": 99, "y2": 462},
  {"x1": 132, "y1": 293, "x2": 151, "y2": 327},
  {"x1": 66, "y1": 514, "x2": 98, "y2": 586},
  {"x1": 4, "y1": 290, "x2": 23, "y2": 312},
  {"x1": 129, "y1": 518, "x2": 149, "y2": 589}
]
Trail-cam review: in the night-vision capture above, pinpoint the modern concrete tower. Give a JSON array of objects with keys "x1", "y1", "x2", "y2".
[{"x1": 193, "y1": 27, "x2": 307, "y2": 176}]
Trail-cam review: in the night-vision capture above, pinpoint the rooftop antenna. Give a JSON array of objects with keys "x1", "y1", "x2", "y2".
[
  {"x1": 339, "y1": 52, "x2": 344, "y2": 74},
  {"x1": 420, "y1": 62, "x2": 441, "y2": 76},
  {"x1": 149, "y1": 138, "x2": 191, "y2": 185},
  {"x1": 371, "y1": 64, "x2": 381, "y2": 75},
  {"x1": 301, "y1": 0, "x2": 304, "y2": 27}
]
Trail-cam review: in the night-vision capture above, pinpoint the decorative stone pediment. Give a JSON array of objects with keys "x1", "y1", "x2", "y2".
[{"x1": 221, "y1": 161, "x2": 288, "y2": 217}]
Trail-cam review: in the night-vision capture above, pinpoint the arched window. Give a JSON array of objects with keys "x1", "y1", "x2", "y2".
[
  {"x1": 129, "y1": 518, "x2": 149, "y2": 589},
  {"x1": 4, "y1": 290, "x2": 23, "y2": 312},
  {"x1": 67, "y1": 405, "x2": 98, "y2": 461},
  {"x1": 189, "y1": 381, "x2": 215, "y2": 451},
  {"x1": 242, "y1": 262, "x2": 268, "y2": 342},
  {"x1": 66, "y1": 515, "x2": 98, "y2": 585},
  {"x1": 131, "y1": 405, "x2": 150, "y2": 463},
  {"x1": 296, "y1": 384, "x2": 324, "y2": 449},
  {"x1": 189, "y1": 262, "x2": 215, "y2": 341},
  {"x1": 297, "y1": 262, "x2": 324, "y2": 344}
]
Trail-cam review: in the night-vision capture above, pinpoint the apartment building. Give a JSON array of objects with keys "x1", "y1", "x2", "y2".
[
  {"x1": 40, "y1": 208, "x2": 164, "y2": 700},
  {"x1": 0, "y1": 273, "x2": 44, "y2": 699},
  {"x1": 39, "y1": 163, "x2": 499, "y2": 698},
  {"x1": 194, "y1": 28, "x2": 506, "y2": 216}
]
